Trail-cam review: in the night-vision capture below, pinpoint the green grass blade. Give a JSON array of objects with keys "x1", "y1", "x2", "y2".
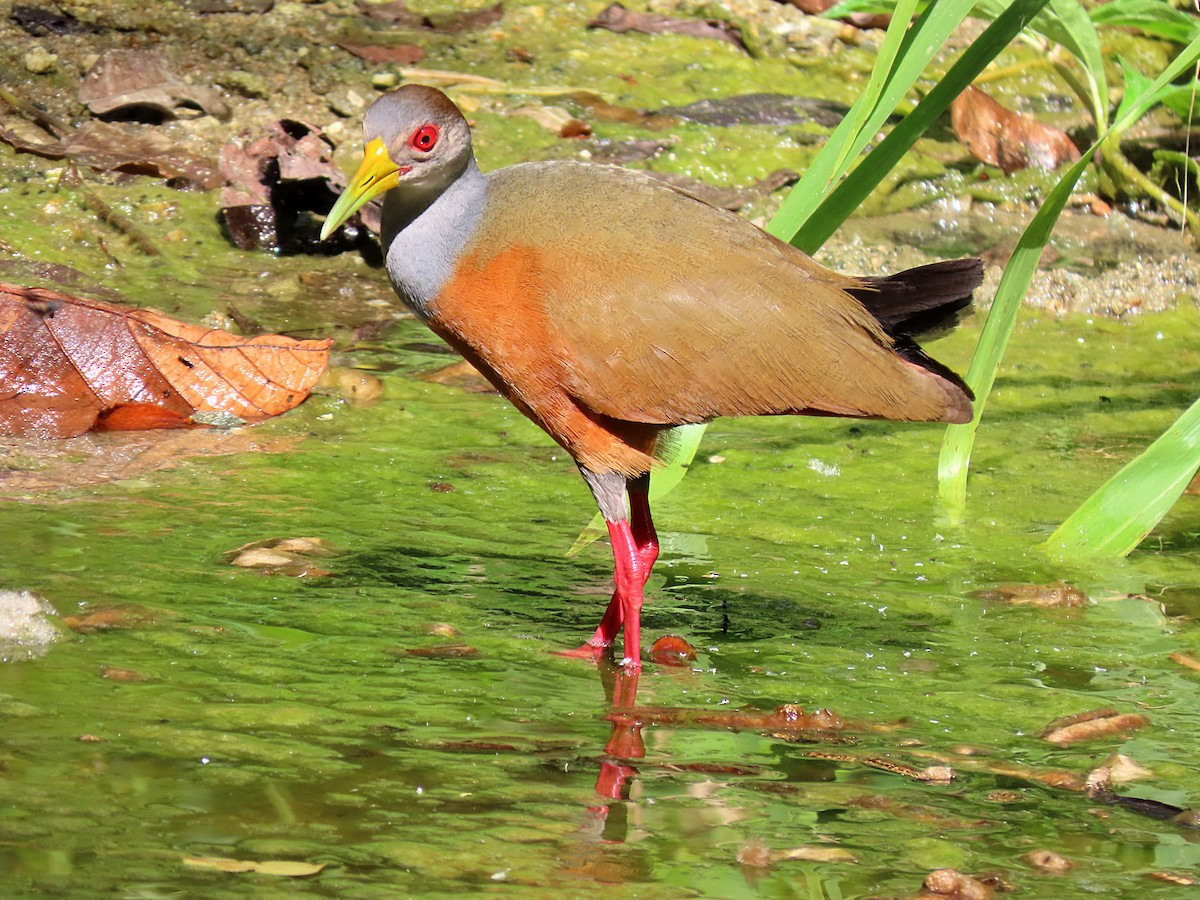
[
  {"x1": 938, "y1": 31, "x2": 1200, "y2": 507},
  {"x1": 1044, "y1": 396, "x2": 1200, "y2": 558},
  {"x1": 822, "y1": 0, "x2": 922, "y2": 196},
  {"x1": 768, "y1": 0, "x2": 979, "y2": 243},
  {"x1": 1091, "y1": 0, "x2": 1200, "y2": 45},
  {"x1": 792, "y1": 0, "x2": 1051, "y2": 253}
]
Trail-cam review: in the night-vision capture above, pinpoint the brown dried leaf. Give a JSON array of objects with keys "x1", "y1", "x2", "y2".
[
  {"x1": 62, "y1": 604, "x2": 160, "y2": 633},
  {"x1": 219, "y1": 120, "x2": 367, "y2": 252},
  {"x1": 970, "y1": 580, "x2": 1088, "y2": 607},
  {"x1": 183, "y1": 856, "x2": 257, "y2": 873},
  {"x1": 100, "y1": 666, "x2": 149, "y2": 682},
  {"x1": 0, "y1": 283, "x2": 330, "y2": 439},
  {"x1": 253, "y1": 860, "x2": 327, "y2": 877},
  {"x1": 587, "y1": 2, "x2": 747, "y2": 52},
  {"x1": 1041, "y1": 708, "x2": 1150, "y2": 746},
  {"x1": 1169, "y1": 650, "x2": 1200, "y2": 671},
  {"x1": 1087, "y1": 753, "x2": 1154, "y2": 791},
  {"x1": 0, "y1": 119, "x2": 219, "y2": 189},
  {"x1": 649, "y1": 634, "x2": 697, "y2": 666},
  {"x1": 80, "y1": 49, "x2": 230, "y2": 121},
  {"x1": 951, "y1": 85, "x2": 1081, "y2": 175},
  {"x1": 774, "y1": 845, "x2": 857, "y2": 863},
  {"x1": 512, "y1": 105, "x2": 592, "y2": 138},
  {"x1": 1149, "y1": 871, "x2": 1200, "y2": 886}
]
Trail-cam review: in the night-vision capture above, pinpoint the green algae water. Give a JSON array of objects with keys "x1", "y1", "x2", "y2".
[{"x1": 2, "y1": 306, "x2": 1199, "y2": 898}]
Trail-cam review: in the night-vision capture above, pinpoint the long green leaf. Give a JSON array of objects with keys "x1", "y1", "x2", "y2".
[
  {"x1": 1091, "y1": 0, "x2": 1200, "y2": 45},
  {"x1": 1044, "y1": 396, "x2": 1200, "y2": 558},
  {"x1": 768, "y1": 0, "x2": 979, "y2": 242},
  {"x1": 938, "y1": 31, "x2": 1200, "y2": 506},
  {"x1": 792, "y1": 0, "x2": 1051, "y2": 253}
]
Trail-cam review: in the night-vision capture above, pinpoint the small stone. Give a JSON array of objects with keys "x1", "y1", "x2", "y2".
[
  {"x1": 328, "y1": 87, "x2": 368, "y2": 118},
  {"x1": 23, "y1": 47, "x2": 58, "y2": 74},
  {"x1": 371, "y1": 71, "x2": 400, "y2": 90}
]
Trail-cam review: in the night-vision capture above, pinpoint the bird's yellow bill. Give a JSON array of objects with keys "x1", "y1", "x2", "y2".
[{"x1": 320, "y1": 137, "x2": 402, "y2": 240}]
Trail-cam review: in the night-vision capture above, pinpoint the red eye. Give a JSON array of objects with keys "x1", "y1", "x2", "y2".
[{"x1": 409, "y1": 123, "x2": 439, "y2": 152}]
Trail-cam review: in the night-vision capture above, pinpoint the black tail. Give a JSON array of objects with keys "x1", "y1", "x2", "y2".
[{"x1": 848, "y1": 258, "x2": 983, "y2": 398}]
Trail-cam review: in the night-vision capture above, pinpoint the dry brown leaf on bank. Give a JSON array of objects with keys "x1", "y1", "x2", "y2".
[
  {"x1": 951, "y1": 85, "x2": 1081, "y2": 175},
  {"x1": 0, "y1": 283, "x2": 331, "y2": 439},
  {"x1": 79, "y1": 49, "x2": 231, "y2": 121},
  {"x1": 587, "y1": 3, "x2": 748, "y2": 52},
  {"x1": 0, "y1": 118, "x2": 220, "y2": 189}
]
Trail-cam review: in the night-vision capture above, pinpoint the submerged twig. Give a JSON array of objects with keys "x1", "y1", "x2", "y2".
[
  {"x1": 0, "y1": 86, "x2": 70, "y2": 139},
  {"x1": 61, "y1": 166, "x2": 161, "y2": 257}
]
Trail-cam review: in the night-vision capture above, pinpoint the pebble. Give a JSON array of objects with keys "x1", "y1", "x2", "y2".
[{"x1": 23, "y1": 47, "x2": 58, "y2": 75}]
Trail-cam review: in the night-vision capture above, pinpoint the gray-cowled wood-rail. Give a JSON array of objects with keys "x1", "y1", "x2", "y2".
[{"x1": 321, "y1": 84, "x2": 980, "y2": 671}]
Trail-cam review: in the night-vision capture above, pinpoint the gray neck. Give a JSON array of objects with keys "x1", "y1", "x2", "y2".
[{"x1": 380, "y1": 158, "x2": 486, "y2": 319}]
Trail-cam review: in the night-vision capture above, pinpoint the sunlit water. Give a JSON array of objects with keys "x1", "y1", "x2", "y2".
[{"x1": 2, "y1": 307, "x2": 1199, "y2": 898}]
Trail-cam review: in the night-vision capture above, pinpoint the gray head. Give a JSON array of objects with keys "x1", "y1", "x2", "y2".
[
  {"x1": 321, "y1": 84, "x2": 476, "y2": 239},
  {"x1": 364, "y1": 85, "x2": 474, "y2": 195}
]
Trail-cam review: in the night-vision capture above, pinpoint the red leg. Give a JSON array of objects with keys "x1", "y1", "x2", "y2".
[{"x1": 564, "y1": 471, "x2": 659, "y2": 667}]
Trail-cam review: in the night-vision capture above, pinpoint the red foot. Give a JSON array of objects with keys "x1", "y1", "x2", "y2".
[{"x1": 553, "y1": 642, "x2": 612, "y2": 663}]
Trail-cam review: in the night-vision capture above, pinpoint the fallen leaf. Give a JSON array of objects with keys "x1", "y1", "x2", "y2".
[
  {"x1": 512, "y1": 105, "x2": 591, "y2": 138},
  {"x1": 100, "y1": 666, "x2": 149, "y2": 682},
  {"x1": 970, "y1": 580, "x2": 1088, "y2": 608},
  {"x1": 0, "y1": 283, "x2": 331, "y2": 439},
  {"x1": 1169, "y1": 650, "x2": 1200, "y2": 671},
  {"x1": 588, "y1": 3, "x2": 747, "y2": 51},
  {"x1": 775, "y1": 845, "x2": 857, "y2": 863},
  {"x1": 951, "y1": 84, "x2": 1081, "y2": 175},
  {"x1": 1149, "y1": 870, "x2": 1200, "y2": 885},
  {"x1": 61, "y1": 604, "x2": 160, "y2": 633},
  {"x1": 182, "y1": 856, "x2": 325, "y2": 876},
  {"x1": 650, "y1": 634, "x2": 697, "y2": 667},
  {"x1": 1087, "y1": 753, "x2": 1154, "y2": 791},
  {"x1": 0, "y1": 119, "x2": 220, "y2": 189},
  {"x1": 220, "y1": 120, "x2": 369, "y2": 253},
  {"x1": 1041, "y1": 708, "x2": 1149, "y2": 746},
  {"x1": 253, "y1": 860, "x2": 328, "y2": 877},
  {"x1": 183, "y1": 856, "x2": 257, "y2": 873},
  {"x1": 79, "y1": 49, "x2": 230, "y2": 122}
]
